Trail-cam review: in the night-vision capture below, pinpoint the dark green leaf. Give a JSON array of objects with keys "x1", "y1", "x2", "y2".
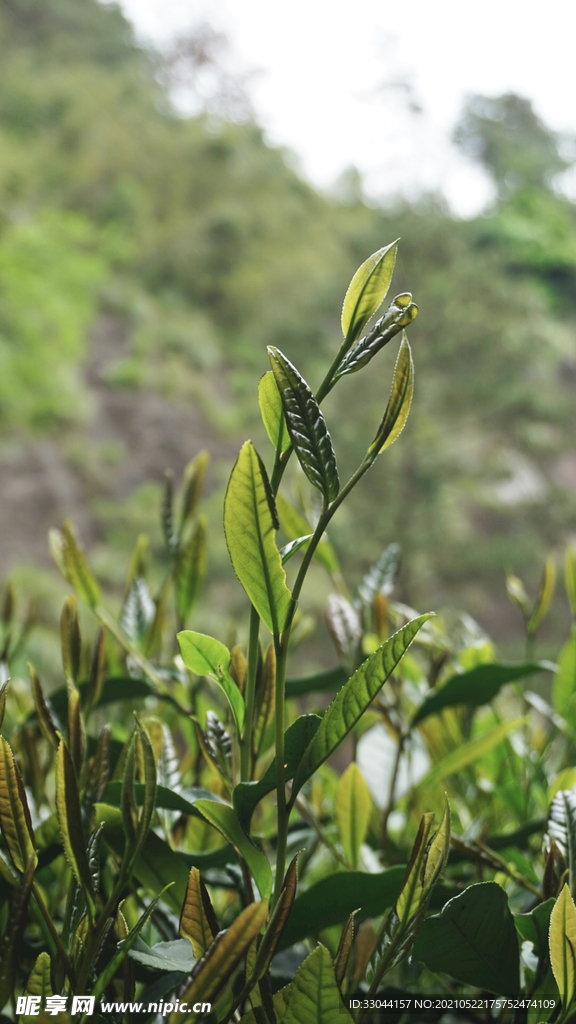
[
  {"x1": 180, "y1": 450, "x2": 209, "y2": 534},
  {"x1": 413, "y1": 882, "x2": 520, "y2": 995},
  {"x1": 412, "y1": 660, "x2": 552, "y2": 726},
  {"x1": 224, "y1": 441, "x2": 292, "y2": 635},
  {"x1": 292, "y1": 615, "x2": 433, "y2": 799},
  {"x1": 56, "y1": 740, "x2": 94, "y2": 907},
  {"x1": 341, "y1": 241, "x2": 399, "y2": 345},
  {"x1": 103, "y1": 781, "x2": 226, "y2": 818},
  {"x1": 233, "y1": 715, "x2": 321, "y2": 829},
  {"x1": 285, "y1": 665, "x2": 347, "y2": 698},
  {"x1": 515, "y1": 898, "x2": 554, "y2": 957},
  {"x1": 128, "y1": 937, "x2": 194, "y2": 973},
  {"x1": 60, "y1": 594, "x2": 81, "y2": 683},
  {"x1": 269, "y1": 347, "x2": 339, "y2": 504},
  {"x1": 120, "y1": 576, "x2": 155, "y2": 646}
]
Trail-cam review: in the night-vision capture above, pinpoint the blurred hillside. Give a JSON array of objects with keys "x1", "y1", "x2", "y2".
[{"x1": 1, "y1": 0, "x2": 575, "y2": 658}]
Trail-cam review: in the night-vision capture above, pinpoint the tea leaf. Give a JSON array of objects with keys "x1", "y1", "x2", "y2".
[
  {"x1": 396, "y1": 814, "x2": 435, "y2": 925},
  {"x1": 55, "y1": 739, "x2": 94, "y2": 905},
  {"x1": 341, "y1": 241, "x2": 398, "y2": 344},
  {"x1": 86, "y1": 627, "x2": 106, "y2": 711},
  {"x1": 335, "y1": 912, "x2": 357, "y2": 989},
  {"x1": 0, "y1": 680, "x2": 7, "y2": 730},
  {"x1": 527, "y1": 557, "x2": 556, "y2": 636},
  {"x1": 357, "y1": 543, "x2": 400, "y2": 611},
  {"x1": 259, "y1": 370, "x2": 290, "y2": 454},
  {"x1": 193, "y1": 799, "x2": 272, "y2": 898},
  {"x1": 134, "y1": 716, "x2": 157, "y2": 855},
  {"x1": 128, "y1": 937, "x2": 194, "y2": 973},
  {"x1": 233, "y1": 714, "x2": 321, "y2": 829},
  {"x1": 423, "y1": 798, "x2": 451, "y2": 889},
  {"x1": 547, "y1": 790, "x2": 576, "y2": 893},
  {"x1": 253, "y1": 644, "x2": 276, "y2": 757},
  {"x1": 276, "y1": 493, "x2": 339, "y2": 575},
  {"x1": 281, "y1": 944, "x2": 353, "y2": 1024},
  {"x1": 224, "y1": 441, "x2": 293, "y2": 635},
  {"x1": 24, "y1": 951, "x2": 52, "y2": 1000},
  {"x1": 280, "y1": 534, "x2": 314, "y2": 564},
  {"x1": 335, "y1": 763, "x2": 371, "y2": 868},
  {"x1": 335, "y1": 293, "x2": 418, "y2": 381},
  {"x1": 60, "y1": 594, "x2": 80, "y2": 683},
  {"x1": 285, "y1": 665, "x2": 347, "y2": 698},
  {"x1": 566, "y1": 545, "x2": 576, "y2": 618},
  {"x1": 58, "y1": 522, "x2": 101, "y2": 609},
  {"x1": 412, "y1": 661, "x2": 551, "y2": 726},
  {"x1": 268, "y1": 347, "x2": 339, "y2": 504},
  {"x1": 180, "y1": 867, "x2": 218, "y2": 959},
  {"x1": 0, "y1": 737, "x2": 36, "y2": 872},
  {"x1": 30, "y1": 666, "x2": 59, "y2": 750},
  {"x1": 161, "y1": 469, "x2": 178, "y2": 555},
  {"x1": 292, "y1": 615, "x2": 433, "y2": 798},
  {"x1": 415, "y1": 718, "x2": 524, "y2": 790},
  {"x1": 252, "y1": 853, "x2": 300, "y2": 982},
  {"x1": 413, "y1": 882, "x2": 519, "y2": 995},
  {"x1": 553, "y1": 625, "x2": 576, "y2": 727},
  {"x1": 175, "y1": 516, "x2": 207, "y2": 625},
  {"x1": 549, "y1": 884, "x2": 576, "y2": 1008},
  {"x1": 368, "y1": 334, "x2": 414, "y2": 456},
  {"x1": 67, "y1": 683, "x2": 85, "y2": 777},
  {"x1": 85, "y1": 724, "x2": 111, "y2": 805},
  {"x1": 0, "y1": 854, "x2": 35, "y2": 1012},
  {"x1": 178, "y1": 631, "x2": 245, "y2": 734},
  {"x1": 170, "y1": 900, "x2": 268, "y2": 1022},
  {"x1": 180, "y1": 450, "x2": 210, "y2": 533},
  {"x1": 326, "y1": 594, "x2": 361, "y2": 667}
]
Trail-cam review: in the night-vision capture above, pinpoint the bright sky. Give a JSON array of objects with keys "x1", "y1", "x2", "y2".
[{"x1": 117, "y1": 0, "x2": 576, "y2": 216}]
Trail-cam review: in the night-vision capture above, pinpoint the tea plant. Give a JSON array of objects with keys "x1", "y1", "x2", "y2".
[{"x1": 1, "y1": 243, "x2": 576, "y2": 1023}]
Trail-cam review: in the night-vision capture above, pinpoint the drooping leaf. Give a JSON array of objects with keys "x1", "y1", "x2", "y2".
[
  {"x1": 178, "y1": 631, "x2": 245, "y2": 734},
  {"x1": 180, "y1": 867, "x2": 219, "y2": 960},
  {"x1": 194, "y1": 800, "x2": 272, "y2": 898},
  {"x1": 0, "y1": 737, "x2": 36, "y2": 872},
  {"x1": 234, "y1": 715, "x2": 321, "y2": 829},
  {"x1": 527, "y1": 556, "x2": 556, "y2": 636},
  {"x1": 276, "y1": 493, "x2": 339, "y2": 575},
  {"x1": 170, "y1": 901, "x2": 268, "y2": 1023},
  {"x1": 174, "y1": 517, "x2": 207, "y2": 625},
  {"x1": 334, "y1": 293, "x2": 418, "y2": 382},
  {"x1": 55, "y1": 740, "x2": 94, "y2": 905},
  {"x1": 368, "y1": 334, "x2": 414, "y2": 456},
  {"x1": 553, "y1": 625, "x2": 576, "y2": 726},
  {"x1": 103, "y1": 781, "x2": 227, "y2": 819},
  {"x1": 224, "y1": 441, "x2": 293, "y2": 635},
  {"x1": 259, "y1": 370, "x2": 291, "y2": 454},
  {"x1": 549, "y1": 884, "x2": 576, "y2": 1008},
  {"x1": 292, "y1": 615, "x2": 433, "y2": 799},
  {"x1": 128, "y1": 937, "x2": 194, "y2": 973},
  {"x1": 268, "y1": 347, "x2": 339, "y2": 504},
  {"x1": 341, "y1": 241, "x2": 398, "y2": 345},
  {"x1": 415, "y1": 718, "x2": 524, "y2": 791},
  {"x1": 547, "y1": 789, "x2": 576, "y2": 893},
  {"x1": 281, "y1": 944, "x2": 353, "y2": 1024},
  {"x1": 335, "y1": 763, "x2": 371, "y2": 868},
  {"x1": 412, "y1": 661, "x2": 552, "y2": 726},
  {"x1": 413, "y1": 882, "x2": 520, "y2": 995}
]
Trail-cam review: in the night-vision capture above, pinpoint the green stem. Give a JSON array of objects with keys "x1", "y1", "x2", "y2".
[
  {"x1": 272, "y1": 637, "x2": 289, "y2": 906},
  {"x1": 241, "y1": 606, "x2": 261, "y2": 781}
]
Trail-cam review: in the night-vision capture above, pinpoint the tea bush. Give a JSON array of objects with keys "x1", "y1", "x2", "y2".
[{"x1": 1, "y1": 245, "x2": 576, "y2": 1023}]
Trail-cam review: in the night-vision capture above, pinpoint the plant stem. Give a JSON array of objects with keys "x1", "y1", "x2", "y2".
[
  {"x1": 272, "y1": 636, "x2": 289, "y2": 906},
  {"x1": 241, "y1": 606, "x2": 260, "y2": 781}
]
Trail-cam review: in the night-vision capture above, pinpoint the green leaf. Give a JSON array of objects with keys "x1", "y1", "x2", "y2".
[
  {"x1": 170, "y1": 901, "x2": 268, "y2": 1023},
  {"x1": 259, "y1": 370, "x2": 290, "y2": 454},
  {"x1": 276, "y1": 494, "x2": 339, "y2": 575},
  {"x1": 0, "y1": 680, "x2": 8, "y2": 731},
  {"x1": 180, "y1": 867, "x2": 218, "y2": 960},
  {"x1": 133, "y1": 717, "x2": 157, "y2": 858},
  {"x1": 0, "y1": 855, "x2": 35, "y2": 1012},
  {"x1": 224, "y1": 441, "x2": 293, "y2": 635},
  {"x1": 0, "y1": 737, "x2": 36, "y2": 873},
  {"x1": 334, "y1": 913, "x2": 356, "y2": 989},
  {"x1": 174, "y1": 517, "x2": 207, "y2": 625},
  {"x1": 180, "y1": 450, "x2": 210, "y2": 534},
  {"x1": 547, "y1": 789, "x2": 576, "y2": 893},
  {"x1": 233, "y1": 715, "x2": 321, "y2": 829},
  {"x1": 103, "y1": 781, "x2": 227, "y2": 818},
  {"x1": 280, "y1": 535, "x2": 314, "y2": 565},
  {"x1": 334, "y1": 293, "x2": 418, "y2": 382},
  {"x1": 178, "y1": 631, "x2": 245, "y2": 734},
  {"x1": 368, "y1": 334, "x2": 414, "y2": 456},
  {"x1": 413, "y1": 882, "x2": 520, "y2": 995},
  {"x1": 30, "y1": 666, "x2": 60, "y2": 750},
  {"x1": 553, "y1": 624, "x2": 576, "y2": 726},
  {"x1": 515, "y1": 899, "x2": 555, "y2": 958},
  {"x1": 251, "y1": 853, "x2": 300, "y2": 982},
  {"x1": 50, "y1": 522, "x2": 100, "y2": 609},
  {"x1": 128, "y1": 937, "x2": 194, "y2": 973},
  {"x1": 341, "y1": 241, "x2": 398, "y2": 344},
  {"x1": 549, "y1": 884, "x2": 576, "y2": 1008},
  {"x1": 60, "y1": 594, "x2": 81, "y2": 683},
  {"x1": 24, "y1": 952, "x2": 52, "y2": 1001},
  {"x1": 527, "y1": 557, "x2": 556, "y2": 636},
  {"x1": 281, "y1": 945, "x2": 353, "y2": 1024},
  {"x1": 285, "y1": 665, "x2": 347, "y2": 698},
  {"x1": 55, "y1": 740, "x2": 94, "y2": 906},
  {"x1": 194, "y1": 799, "x2": 272, "y2": 898},
  {"x1": 280, "y1": 867, "x2": 405, "y2": 949},
  {"x1": 268, "y1": 347, "x2": 339, "y2": 503},
  {"x1": 396, "y1": 814, "x2": 435, "y2": 925},
  {"x1": 412, "y1": 661, "x2": 552, "y2": 726},
  {"x1": 415, "y1": 718, "x2": 524, "y2": 791},
  {"x1": 335, "y1": 763, "x2": 371, "y2": 868},
  {"x1": 292, "y1": 615, "x2": 433, "y2": 799},
  {"x1": 566, "y1": 545, "x2": 576, "y2": 618},
  {"x1": 357, "y1": 543, "x2": 400, "y2": 610}
]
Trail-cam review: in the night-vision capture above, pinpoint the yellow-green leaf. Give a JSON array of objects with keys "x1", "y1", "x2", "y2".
[
  {"x1": 174, "y1": 517, "x2": 207, "y2": 625},
  {"x1": 170, "y1": 901, "x2": 268, "y2": 1023},
  {"x1": 24, "y1": 952, "x2": 52, "y2": 1001},
  {"x1": 416, "y1": 718, "x2": 524, "y2": 791},
  {"x1": 276, "y1": 494, "x2": 339, "y2": 575},
  {"x1": 60, "y1": 594, "x2": 81, "y2": 683},
  {"x1": 0, "y1": 737, "x2": 36, "y2": 872},
  {"x1": 30, "y1": 667, "x2": 59, "y2": 750},
  {"x1": 55, "y1": 522, "x2": 101, "y2": 609},
  {"x1": 180, "y1": 867, "x2": 218, "y2": 960},
  {"x1": 335, "y1": 763, "x2": 371, "y2": 868},
  {"x1": 55, "y1": 740, "x2": 94, "y2": 905},
  {"x1": 423, "y1": 797, "x2": 451, "y2": 890},
  {"x1": 549, "y1": 883, "x2": 576, "y2": 1008},
  {"x1": 281, "y1": 944, "x2": 353, "y2": 1024},
  {"x1": 527, "y1": 557, "x2": 556, "y2": 636},
  {"x1": 396, "y1": 814, "x2": 435, "y2": 924},
  {"x1": 224, "y1": 441, "x2": 292, "y2": 636},
  {"x1": 180, "y1": 450, "x2": 210, "y2": 533},
  {"x1": 342, "y1": 241, "x2": 398, "y2": 344},
  {"x1": 0, "y1": 680, "x2": 8, "y2": 731},
  {"x1": 259, "y1": 371, "x2": 290, "y2": 454},
  {"x1": 566, "y1": 545, "x2": 576, "y2": 618},
  {"x1": 193, "y1": 799, "x2": 272, "y2": 899},
  {"x1": 368, "y1": 334, "x2": 414, "y2": 456},
  {"x1": 178, "y1": 631, "x2": 245, "y2": 734}
]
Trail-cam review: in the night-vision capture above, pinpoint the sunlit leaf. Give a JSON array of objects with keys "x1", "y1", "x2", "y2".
[
  {"x1": 194, "y1": 799, "x2": 272, "y2": 898},
  {"x1": 60, "y1": 594, "x2": 80, "y2": 683},
  {"x1": 368, "y1": 334, "x2": 414, "y2": 456},
  {"x1": 527, "y1": 556, "x2": 556, "y2": 636},
  {"x1": 178, "y1": 631, "x2": 245, "y2": 734},
  {"x1": 259, "y1": 370, "x2": 290, "y2": 454},
  {"x1": 174, "y1": 516, "x2": 207, "y2": 625},
  {"x1": 281, "y1": 944, "x2": 353, "y2": 1024},
  {"x1": 24, "y1": 951, "x2": 52, "y2": 1002},
  {"x1": 180, "y1": 867, "x2": 219, "y2": 960},
  {"x1": 292, "y1": 615, "x2": 433, "y2": 799},
  {"x1": 553, "y1": 625, "x2": 576, "y2": 727},
  {"x1": 50, "y1": 522, "x2": 100, "y2": 609},
  {"x1": 415, "y1": 718, "x2": 524, "y2": 791},
  {"x1": 341, "y1": 241, "x2": 398, "y2": 344},
  {"x1": 335, "y1": 293, "x2": 418, "y2": 382},
  {"x1": 549, "y1": 883, "x2": 576, "y2": 1008},
  {"x1": 547, "y1": 789, "x2": 576, "y2": 894},
  {"x1": 180, "y1": 450, "x2": 210, "y2": 533},
  {"x1": 0, "y1": 737, "x2": 36, "y2": 872},
  {"x1": 276, "y1": 493, "x2": 339, "y2": 574},
  {"x1": 269, "y1": 347, "x2": 339, "y2": 504},
  {"x1": 0, "y1": 680, "x2": 8, "y2": 731},
  {"x1": 224, "y1": 441, "x2": 292, "y2": 635},
  {"x1": 55, "y1": 740, "x2": 94, "y2": 906},
  {"x1": 335, "y1": 763, "x2": 371, "y2": 868}
]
